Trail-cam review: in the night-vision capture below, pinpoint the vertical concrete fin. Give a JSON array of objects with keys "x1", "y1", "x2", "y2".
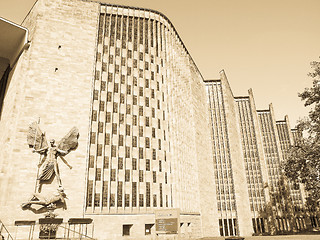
[
  {"x1": 248, "y1": 88, "x2": 270, "y2": 203},
  {"x1": 219, "y1": 70, "x2": 253, "y2": 236}
]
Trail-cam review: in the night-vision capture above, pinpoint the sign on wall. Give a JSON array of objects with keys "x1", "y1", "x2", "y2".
[{"x1": 155, "y1": 208, "x2": 180, "y2": 234}]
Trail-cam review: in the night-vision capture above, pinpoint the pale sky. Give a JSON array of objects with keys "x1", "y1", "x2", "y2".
[{"x1": 1, "y1": 0, "x2": 320, "y2": 126}]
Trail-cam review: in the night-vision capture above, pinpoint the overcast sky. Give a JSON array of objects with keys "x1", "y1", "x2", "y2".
[{"x1": 1, "y1": 0, "x2": 320, "y2": 126}]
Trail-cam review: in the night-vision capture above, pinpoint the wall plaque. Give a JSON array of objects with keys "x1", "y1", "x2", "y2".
[{"x1": 155, "y1": 208, "x2": 180, "y2": 234}]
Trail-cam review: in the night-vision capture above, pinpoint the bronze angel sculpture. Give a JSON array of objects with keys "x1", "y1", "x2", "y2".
[{"x1": 27, "y1": 122, "x2": 79, "y2": 192}]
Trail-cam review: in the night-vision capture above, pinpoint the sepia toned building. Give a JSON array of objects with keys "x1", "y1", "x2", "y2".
[{"x1": 0, "y1": 0, "x2": 311, "y2": 239}]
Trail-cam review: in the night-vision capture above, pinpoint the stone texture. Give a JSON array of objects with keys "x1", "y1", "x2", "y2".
[
  {"x1": 0, "y1": 0, "x2": 99, "y2": 232},
  {"x1": 0, "y1": 0, "x2": 307, "y2": 239}
]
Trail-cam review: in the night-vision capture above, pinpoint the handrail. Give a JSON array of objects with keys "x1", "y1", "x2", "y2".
[
  {"x1": 0, "y1": 220, "x2": 14, "y2": 240},
  {"x1": 1, "y1": 219, "x2": 96, "y2": 240},
  {"x1": 58, "y1": 224, "x2": 96, "y2": 240}
]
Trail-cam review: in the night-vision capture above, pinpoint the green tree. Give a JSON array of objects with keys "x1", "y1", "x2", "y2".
[
  {"x1": 260, "y1": 175, "x2": 301, "y2": 235},
  {"x1": 284, "y1": 59, "x2": 320, "y2": 206}
]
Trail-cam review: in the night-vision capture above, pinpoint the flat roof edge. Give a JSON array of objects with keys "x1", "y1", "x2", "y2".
[{"x1": 0, "y1": 17, "x2": 28, "y2": 33}]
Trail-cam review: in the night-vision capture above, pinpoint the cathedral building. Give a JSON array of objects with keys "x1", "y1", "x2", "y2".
[{"x1": 0, "y1": 0, "x2": 312, "y2": 239}]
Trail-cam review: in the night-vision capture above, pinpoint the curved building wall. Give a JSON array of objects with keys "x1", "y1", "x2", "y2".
[
  {"x1": 85, "y1": 3, "x2": 215, "y2": 239},
  {"x1": 86, "y1": 5, "x2": 173, "y2": 215},
  {"x1": 0, "y1": 0, "x2": 215, "y2": 238}
]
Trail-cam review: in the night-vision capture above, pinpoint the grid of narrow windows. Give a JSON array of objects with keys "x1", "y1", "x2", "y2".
[
  {"x1": 206, "y1": 81, "x2": 237, "y2": 236},
  {"x1": 218, "y1": 219, "x2": 237, "y2": 237},
  {"x1": 235, "y1": 98, "x2": 266, "y2": 214},
  {"x1": 87, "y1": 8, "x2": 171, "y2": 213},
  {"x1": 257, "y1": 111, "x2": 281, "y2": 193}
]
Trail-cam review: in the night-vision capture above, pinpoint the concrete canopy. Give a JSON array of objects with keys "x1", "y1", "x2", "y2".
[{"x1": 0, "y1": 17, "x2": 28, "y2": 78}]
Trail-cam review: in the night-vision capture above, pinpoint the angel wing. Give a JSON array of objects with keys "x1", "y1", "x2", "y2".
[
  {"x1": 27, "y1": 122, "x2": 48, "y2": 150},
  {"x1": 57, "y1": 127, "x2": 79, "y2": 156}
]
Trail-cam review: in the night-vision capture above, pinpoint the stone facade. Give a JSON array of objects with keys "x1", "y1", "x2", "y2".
[
  {"x1": 0, "y1": 0, "x2": 99, "y2": 233},
  {"x1": 0, "y1": 0, "x2": 309, "y2": 239}
]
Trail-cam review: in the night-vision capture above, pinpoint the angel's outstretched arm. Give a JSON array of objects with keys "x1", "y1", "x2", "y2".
[{"x1": 59, "y1": 156, "x2": 72, "y2": 169}]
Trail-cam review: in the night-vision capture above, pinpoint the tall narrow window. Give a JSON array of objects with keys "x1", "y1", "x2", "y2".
[
  {"x1": 132, "y1": 158, "x2": 137, "y2": 170},
  {"x1": 132, "y1": 182, "x2": 137, "y2": 207},
  {"x1": 139, "y1": 194, "x2": 144, "y2": 207},
  {"x1": 146, "y1": 182, "x2": 150, "y2": 207},
  {"x1": 117, "y1": 181, "x2": 123, "y2": 207},
  {"x1": 139, "y1": 170, "x2": 144, "y2": 182},
  {"x1": 146, "y1": 159, "x2": 150, "y2": 171},
  {"x1": 153, "y1": 171, "x2": 156, "y2": 183}
]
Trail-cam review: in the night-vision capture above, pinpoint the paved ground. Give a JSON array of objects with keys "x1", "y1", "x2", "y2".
[{"x1": 199, "y1": 235, "x2": 320, "y2": 240}]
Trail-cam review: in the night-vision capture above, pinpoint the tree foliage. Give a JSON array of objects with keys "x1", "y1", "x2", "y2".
[
  {"x1": 284, "y1": 59, "x2": 320, "y2": 204},
  {"x1": 260, "y1": 175, "x2": 302, "y2": 235}
]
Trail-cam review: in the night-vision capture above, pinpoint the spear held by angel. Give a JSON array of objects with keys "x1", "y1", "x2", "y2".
[{"x1": 27, "y1": 122, "x2": 79, "y2": 192}]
